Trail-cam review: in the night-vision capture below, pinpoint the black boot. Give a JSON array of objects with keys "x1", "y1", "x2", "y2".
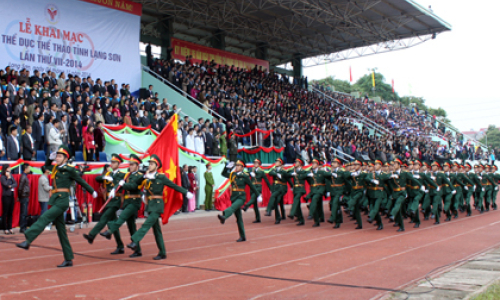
[
  {"x1": 264, "y1": 212, "x2": 271, "y2": 217},
  {"x1": 236, "y1": 237, "x2": 246, "y2": 242},
  {"x1": 397, "y1": 227, "x2": 405, "y2": 232},
  {"x1": 153, "y1": 254, "x2": 167, "y2": 260},
  {"x1": 312, "y1": 222, "x2": 320, "y2": 227},
  {"x1": 83, "y1": 234, "x2": 95, "y2": 244},
  {"x1": 367, "y1": 217, "x2": 373, "y2": 224},
  {"x1": 252, "y1": 220, "x2": 261, "y2": 223},
  {"x1": 242, "y1": 206, "x2": 248, "y2": 212},
  {"x1": 296, "y1": 221, "x2": 305, "y2": 226},
  {"x1": 129, "y1": 252, "x2": 142, "y2": 258},
  {"x1": 218, "y1": 214, "x2": 226, "y2": 224},
  {"x1": 16, "y1": 241, "x2": 30, "y2": 250},
  {"x1": 376, "y1": 225, "x2": 383, "y2": 230},
  {"x1": 110, "y1": 248, "x2": 124, "y2": 255},
  {"x1": 127, "y1": 242, "x2": 137, "y2": 252},
  {"x1": 355, "y1": 225, "x2": 362, "y2": 230},
  {"x1": 57, "y1": 260, "x2": 73, "y2": 268},
  {"x1": 414, "y1": 223, "x2": 420, "y2": 228},
  {"x1": 333, "y1": 223, "x2": 340, "y2": 229},
  {"x1": 100, "y1": 231, "x2": 112, "y2": 240}
]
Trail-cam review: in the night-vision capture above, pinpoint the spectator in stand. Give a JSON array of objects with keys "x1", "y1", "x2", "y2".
[
  {"x1": 69, "y1": 116, "x2": 81, "y2": 155},
  {"x1": 22, "y1": 124, "x2": 35, "y2": 161},
  {"x1": 181, "y1": 164, "x2": 191, "y2": 213},
  {"x1": 94, "y1": 121, "x2": 105, "y2": 161},
  {"x1": 83, "y1": 124, "x2": 95, "y2": 161},
  {"x1": 187, "y1": 166, "x2": 197, "y2": 212},
  {"x1": 194, "y1": 130, "x2": 205, "y2": 155},
  {"x1": 229, "y1": 134, "x2": 238, "y2": 162},
  {"x1": 185, "y1": 128, "x2": 195, "y2": 152},
  {"x1": 1, "y1": 165, "x2": 17, "y2": 234},
  {"x1": 48, "y1": 119, "x2": 63, "y2": 154},
  {"x1": 38, "y1": 166, "x2": 51, "y2": 217},
  {"x1": 18, "y1": 164, "x2": 31, "y2": 233},
  {"x1": 6, "y1": 125, "x2": 20, "y2": 163}
]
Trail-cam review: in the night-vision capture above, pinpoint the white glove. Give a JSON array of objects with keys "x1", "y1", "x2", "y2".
[
  {"x1": 496, "y1": 186, "x2": 499, "y2": 191},
  {"x1": 227, "y1": 162, "x2": 234, "y2": 168},
  {"x1": 92, "y1": 191, "x2": 98, "y2": 198},
  {"x1": 424, "y1": 189, "x2": 429, "y2": 194},
  {"x1": 49, "y1": 152, "x2": 57, "y2": 160},
  {"x1": 464, "y1": 186, "x2": 468, "y2": 191},
  {"x1": 49, "y1": 186, "x2": 53, "y2": 190},
  {"x1": 473, "y1": 185, "x2": 476, "y2": 190},
  {"x1": 119, "y1": 180, "x2": 125, "y2": 186},
  {"x1": 331, "y1": 172, "x2": 338, "y2": 178},
  {"x1": 478, "y1": 176, "x2": 482, "y2": 180},
  {"x1": 257, "y1": 194, "x2": 263, "y2": 203},
  {"x1": 351, "y1": 172, "x2": 359, "y2": 177},
  {"x1": 109, "y1": 189, "x2": 116, "y2": 198},
  {"x1": 430, "y1": 176, "x2": 436, "y2": 180},
  {"x1": 326, "y1": 192, "x2": 330, "y2": 197},
  {"x1": 437, "y1": 186, "x2": 440, "y2": 192},
  {"x1": 371, "y1": 179, "x2": 379, "y2": 185},
  {"x1": 413, "y1": 174, "x2": 420, "y2": 179},
  {"x1": 420, "y1": 186, "x2": 425, "y2": 192},
  {"x1": 277, "y1": 173, "x2": 282, "y2": 179},
  {"x1": 452, "y1": 190, "x2": 456, "y2": 195},
  {"x1": 391, "y1": 174, "x2": 399, "y2": 179},
  {"x1": 186, "y1": 192, "x2": 194, "y2": 199},
  {"x1": 103, "y1": 176, "x2": 113, "y2": 182},
  {"x1": 482, "y1": 187, "x2": 485, "y2": 192},
  {"x1": 250, "y1": 172, "x2": 256, "y2": 177},
  {"x1": 291, "y1": 172, "x2": 297, "y2": 176},
  {"x1": 307, "y1": 173, "x2": 314, "y2": 177}
]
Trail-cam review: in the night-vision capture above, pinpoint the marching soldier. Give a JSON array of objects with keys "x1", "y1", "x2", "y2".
[
  {"x1": 472, "y1": 164, "x2": 485, "y2": 213},
  {"x1": 457, "y1": 163, "x2": 475, "y2": 216},
  {"x1": 346, "y1": 160, "x2": 365, "y2": 229},
  {"x1": 462, "y1": 162, "x2": 476, "y2": 216},
  {"x1": 366, "y1": 160, "x2": 391, "y2": 230},
  {"x1": 265, "y1": 158, "x2": 288, "y2": 224},
  {"x1": 16, "y1": 145, "x2": 98, "y2": 267},
  {"x1": 441, "y1": 162, "x2": 458, "y2": 221},
  {"x1": 429, "y1": 162, "x2": 453, "y2": 224},
  {"x1": 286, "y1": 158, "x2": 308, "y2": 226},
  {"x1": 127, "y1": 155, "x2": 192, "y2": 259},
  {"x1": 490, "y1": 165, "x2": 500, "y2": 210},
  {"x1": 303, "y1": 159, "x2": 329, "y2": 227},
  {"x1": 218, "y1": 160, "x2": 258, "y2": 242},
  {"x1": 485, "y1": 165, "x2": 497, "y2": 211},
  {"x1": 410, "y1": 160, "x2": 437, "y2": 227},
  {"x1": 325, "y1": 158, "x2": 350, "y2": 229},
  {"x1": 243, "y1": 159, "x2": 271, "y2": 223},
  {"x1": 387, "y1": 158, "x2": 421, "y2": 232},
  {"x1": 83, "y1": 154, "x2": 125, "y2": 254},
  {"x1": 101, "y1": 154, "x2": 145, "y2": 258}
]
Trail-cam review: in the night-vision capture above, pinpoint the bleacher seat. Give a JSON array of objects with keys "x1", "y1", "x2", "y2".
[
  {"x1": 36, "y1": 151, "x2": 45, "y2": 161},
  {"x1": 75, "y1": 151, "x2": 84, "y2": 162},
  {"x1": 99, "y1": 152, "x2": 108, "y2": 162}
]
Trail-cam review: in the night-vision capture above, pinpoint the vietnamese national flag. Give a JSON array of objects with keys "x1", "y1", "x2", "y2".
[{"x1": 144, "y1": 113, "x2": 183, "y2": 224}]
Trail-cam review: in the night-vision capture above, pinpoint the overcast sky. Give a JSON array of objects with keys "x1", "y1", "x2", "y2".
[{"x1": 303, "y1": 0, "x2": 500, "y2": 132}]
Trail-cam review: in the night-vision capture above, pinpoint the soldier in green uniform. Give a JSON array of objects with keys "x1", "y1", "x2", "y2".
[
  {"x1": 449, "y1": 162, "x2": 465, "y2": 219},
  {"x1": 420, "y1": 162, "x2": 434, "y2": 221},
  {"x1": 127, "y1": 155, "x2": 192, "y2": 260},
  {"x1": 484, "y1": 165, "x2": 497, "y2": 211},
  {"x1": 100, "y1": 154, "x2": 145, "y2": 258},
  {"x1": 286, "y1": 158, "x2": 308, "y2": 226},
  {"x1": 472, "y1": 164, "x2": 486, "y2": 213},
  {"x1": 243, "y1": 159, "x2": 271, "y2": 223},
  {"x1": 490, "y1": 165, "x2": 500, "y2": 210},
  {"x1": 387, "y1": 158, "x2": 421, "y2": 231},
  {"x1": 16, "y1": 145, "x2": 97, "y2": 267},
  {"x1": 366, "y1": 160, "x2": 391, "y2": 230},
  {"x1": 410, "y1": 160, "x2": 437, "y2": 227},
  {"x1": 429, "y1": 162, "x2": 453, "y2": 224},
  {"x1": 218, "y1": 160, "x2": 258, "y2": 242},
  {"x1": 220, "y1": 133, "x2": 228, "y2": 157},
  {"x1": 325, "y1": 158, "x2": 350, "y2": 229},
  {"x1": 346, "y1": 160, "x2": 365, "y2": 229},
  {"x1": 441, "y1": 162, "x2": 458, "y2": 221},
  {"x1": 462, "y1": 163, "x2": 476, "y2": 216},
  {"x1": 83, "y1": 154, "x2": 125, "y2": 254},
  {"x1": 360, "y1": 162, "x2": 370, "y2": 215},
  {"x1": 204, "y1": 163, "x2": 215, "y2": 211},
  {"x1": 303, "y1": 159, "x2": 329, "y2": 227},
  {"x1": 265, "y1": 158, "x2": 288, "y2": 224},
  {"x1": 381, "y1": 162, "x2": 394, "y2": 217}
]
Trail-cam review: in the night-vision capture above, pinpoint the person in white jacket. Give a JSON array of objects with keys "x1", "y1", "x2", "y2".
[
  {"x1": 194, "y1": 130, "x2": 205, "y2": 155},
  {"x1": 185, "y1": 128, "x2": 196, "y2": 152},
  {"x1": 48, "y1": 119, "x2": 64, "y2": 154}
]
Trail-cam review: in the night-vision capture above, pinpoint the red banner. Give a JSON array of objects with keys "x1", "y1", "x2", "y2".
[
  {"x1": 80, "y1": 0, "x2": 142, "y2": 16},
  {"x1": 171, "y1": 38, "x2": 269, "y2": 71}
]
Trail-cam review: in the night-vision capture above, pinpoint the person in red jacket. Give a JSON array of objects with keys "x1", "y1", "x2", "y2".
[{"x1": 83, "y1": 124, "x2": 95, "y2": 161}]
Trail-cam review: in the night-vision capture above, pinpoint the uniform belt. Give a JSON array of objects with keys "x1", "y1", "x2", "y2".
[
  {"x1": 368, "y1": 187, "x2": 384, "y2": 191},
  {"x1": 125, "y1": 195, "x2": 141, "y2": 199},
  {"x1": 430, "y1": 185, "x2": 442, "y2": 189},
  {"x1": 274, "y1": 181, "x2": 287, "y2": 185},
  {"x1": 253, "y1": 182, "x2": 262, "y2": 185},
  {"x1": 467, "y1": 185, "x2": 473, "y2": 187},
  {"x1": 352, "y1": 186, "x2": 364, "y2": 190},
  {"x1": 232, "y1": 188, "x2": 245, "y2": 192},
  {"x1": 52, "y1": 188, "x2": 70, "y2": 193},
  {"x1": 294, "y1": 184, "x2": 304, "y2": 187},
  {"x1": 330, "y1": 183, "x2": 345, "y2": 188},
  {"x1": 484, "y1": 182, "x2": 491, "y2": 185},
  {"x1": 147, "y1": 195, "x2": 163, "y2": 199},
  {"x1": 393, "y1": 187, "x2": 406, "y2": 192},
  {"x1": 442, "y1": 184, "x2": 449, "y2": 187},
  {"x1": 453, "y1": 184, "x2": 461, "y2": 187},
  {"x1": 311, "y1": 184, "x2": 325, "y2": 187},
  {"x1": 406, "y1": 185, "x2": 420, "y2": 190}
]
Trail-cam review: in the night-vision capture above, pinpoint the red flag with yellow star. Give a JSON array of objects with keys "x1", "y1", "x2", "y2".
[{"x1": 145, "y1": 113, "x2": 183, "y2": 224}]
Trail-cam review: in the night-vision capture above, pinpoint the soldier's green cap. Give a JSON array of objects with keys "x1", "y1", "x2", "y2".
[
  {"x1": 150, "y1": 154, "x2": 162, "y2": 169},
  {"x1": 111, "y1": 154, "x2": 124, "y2": 163},
  {"x1": 57, "y1": 145, "x2": 71, "y2": 158},
  {"x1": 129, "y1": 154, "x2": 142, "y2": 165}
]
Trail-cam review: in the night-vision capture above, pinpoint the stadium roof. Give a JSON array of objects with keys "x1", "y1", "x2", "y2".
[{"x1": 136, "y1": 0, "x2": 451, "y2": 67}]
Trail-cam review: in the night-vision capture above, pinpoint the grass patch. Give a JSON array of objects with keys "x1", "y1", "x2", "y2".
[{"x1": 472, "y1": 282, "x2": 500, "y2": 300}]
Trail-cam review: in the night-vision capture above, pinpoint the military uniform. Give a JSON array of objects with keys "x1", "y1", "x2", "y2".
[
  {"x1": 325, "y1": 161, "x2": 351, "y2": 228},
  {"x1": 219, "y1": 160, "x2": 258, "y2": 241},
  {"x1": 204, "y1": 165, "x2": 215, "y2": 210},
  {"x1": 428, "y1": 163, "x2": 454, "y2": 224},
  {"x1": 346, "y1": 163, "x2": 366, "y2": 229},
  {"x1": 284, "y1": 159, "x2": 308, "y2": 225},
  {"x1": 490, "y1": 167, "x2": 500, "y2": 210},
  {"x1": 266, "y1": 159, "x2": 288, "y2": 223},
  {"x1": 128, "y1": 155, "x2": 188, "y2": 259},
  {"x1": 410, "y1": 164, "x2": 437, "y2": 226},
  {"x1": 18, "y1": 145, "x2": 95, "y2": 266},
  {"x1": 86, "y1": 154, "x2": 126, "y2": 250},
  {"x1": 303, "y1": 162, "x2": 329, "y2": 227},
  {"x1": 365, "y1": 165, "x2": 391, "y2": 229},
  {"x1": 243, "y1": 163, "x2": 271, "y2": 223},
  {"x1": 484, "y1": 167, "x2": 497, "y2": 211},
  {"x1": 104, "y1": 154, "x2": 145, "y2": 256},
  {"x1": 458, "y1": 165, "x2": 475, "y2": 216}
]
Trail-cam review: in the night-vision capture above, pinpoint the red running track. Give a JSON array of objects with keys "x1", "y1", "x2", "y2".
[{"x1": 1, "y1": 204, "x2": 500, "y2": 300}]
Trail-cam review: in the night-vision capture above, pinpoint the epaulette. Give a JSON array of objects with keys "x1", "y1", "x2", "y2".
[
  {"x1": 137, "y1": 172, "x2": 144, "y2": 176},
  {"x1": 67, "y1": 164, "x2": 76, "y2": 168}
]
